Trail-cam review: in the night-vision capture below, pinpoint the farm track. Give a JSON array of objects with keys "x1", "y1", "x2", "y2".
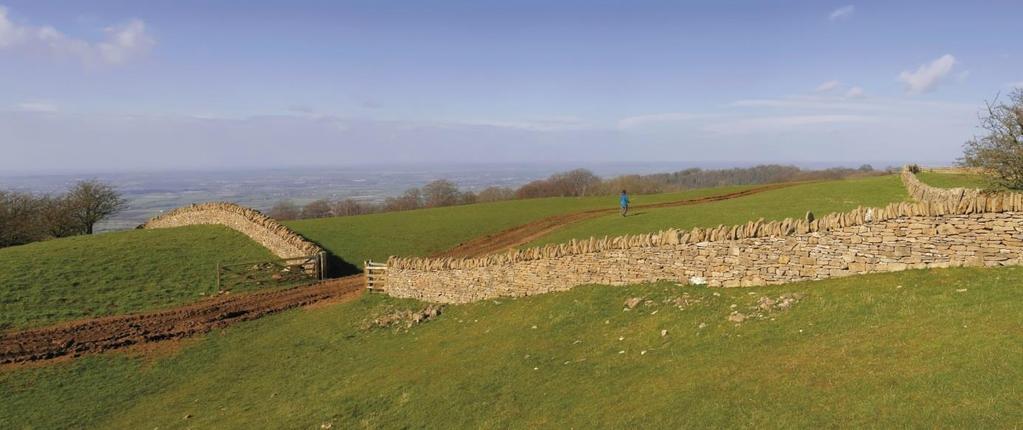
[
  {"x1": 1, "y1": 181, "x2": 799, "y2": 365},
  {"x1": 0, "y1": 277, "x2": 363, "y2": 364},
  {"x1": 432, "y1": 181, "x2": 802, "y2": 258}
]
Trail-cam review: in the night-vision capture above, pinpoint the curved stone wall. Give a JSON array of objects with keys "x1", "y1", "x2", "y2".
[
  {"x1": 141, "y1": 202, "x2": 322, "y2": 259},
  {"x1": 901, "y1": 166, "x2": 982, "y2": 204}
]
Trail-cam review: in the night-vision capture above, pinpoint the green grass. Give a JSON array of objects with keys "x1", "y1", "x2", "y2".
[
  {"x1": 0, "y1": 226, "x2": 274, "y2": 330},
  {"x1": 916, "y1": 171, "x2": 992, "y2": 189},
  {"x1": 3, "y1": 265, "x2": 1022, "y2": 428},
  {"x1": 531, "y1": 174, "x2": 907, "y2": 246},
  {"x1": 287, "y1": 185, "x2": 752, "y2": 267}
]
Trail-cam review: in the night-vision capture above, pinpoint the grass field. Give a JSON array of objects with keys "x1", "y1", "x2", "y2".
[
  {"x1": 531, "y1": 174, "x2": 906, "y2": 246},
  {"x1": 287, "y1": 185, "x2": 752, "y2": 267},
  {"x1": 3, "y1": 265, "x2": 1022, "y2": 428},
  {"x1": 0, "y1": 226, "x2": 273, "y2": 330},
  {"x1": 915, "y1": 171, "x2": 992, "y2": 189}
]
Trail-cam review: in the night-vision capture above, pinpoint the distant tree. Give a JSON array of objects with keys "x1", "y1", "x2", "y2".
[
  {"x1": 384, "y1": 188, "x2": 423, "y2": 211},
  {"x1": 0, "y1": 191, "x2": 47, "y2": 247},
  {"x1": 268, "y1": 200, "x2": 301, "y2": 220},
  {"x1": 332, "y1": 198, "x2": 370, "y2": 216},
  {"x1": 39, "y1": 195, "x2": 81, "y2": 237},
  {"x1": 64, "y1": 180, "x2": 127, "y2": 234},
  {"x1": 422, "y1": 180, "x2": 462, "y2": 207},
  {"x1": 476, "y1": 186, "x2": 515, "y2": 202},
  {"x1": 961, "y1": 90, "x2": 1023, "y2": 189},
  {"x1": 459, "y1": 190, "x2": 477, "y2": 205},
  {"x1": 553, "y1": 169, "x2": 602, "y2": 196},
  {"x1": 858, "y1": 164, "x2": 874, "y2": 172},
  {"x1": 301, "y1": 199, "x2": 333, "y2": 219}
]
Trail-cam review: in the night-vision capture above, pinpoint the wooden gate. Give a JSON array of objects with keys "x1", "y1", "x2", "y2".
[
  {"x1": 364, "y1": 261, "x2": 388, "y2": 291},
  {"x1": 216, "y1": 252, "x2": 325, "y2": 293}
]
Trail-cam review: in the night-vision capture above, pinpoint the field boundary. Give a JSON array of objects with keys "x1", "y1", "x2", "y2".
[
  {"x1": 384, "y1": 167, "x2": 1023, "y2": 303},
  {"x1": 141, "y1": 202, "x2": 323, "y2": 259}
]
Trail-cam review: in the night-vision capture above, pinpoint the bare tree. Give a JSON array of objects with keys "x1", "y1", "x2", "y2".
[
  {"x1": 65, "y1": 180, "x2": 127, "y2": 234},
  {"x1": 383, "y1": 188, "x2": 423, "y2": 211},
  {"x1": 422, "y1": 180, "x2": 462, "y2": 207},
  {"x1": 476, "y1": 186, "x2": 515, "y2": 202},
  {"x1": 268, "y1": 200, "x2": 301, "y2": 220},
  {"x1": 961, "y1": 90, "x2": 1023, "y2": 189},
  {"x1": 332, "y1": 198, "x2": 369, "y2": 216},
  {"x1": 301, "y1": 199, "x2": 333, "y2": 219},
  {"x1": 0, "y1": 191, "x2": 48, "y2": 247}
]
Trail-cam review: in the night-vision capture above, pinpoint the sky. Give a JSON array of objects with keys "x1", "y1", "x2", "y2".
[{"x1": 1, "y1": 0, "x2": 1021, "y2": 173}]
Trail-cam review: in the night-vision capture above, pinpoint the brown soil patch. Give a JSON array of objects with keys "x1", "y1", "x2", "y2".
[
  {"x1": 0, "y1": 276, "x2": 363, "y2": 365},
  {"x1": 432, "y1": 182, "x2": 802, "y2": 258}
]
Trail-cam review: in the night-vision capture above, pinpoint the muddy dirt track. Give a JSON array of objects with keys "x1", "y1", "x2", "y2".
[
  {"x1": 0, "y1": 277, "x2": 364, "y2": 364},
  {"x1": 1, "y1": 181, "x2": 799, "y2": 364},
  {"x1": 432, "y1": 182, "x2": 801, "y2": 258}
]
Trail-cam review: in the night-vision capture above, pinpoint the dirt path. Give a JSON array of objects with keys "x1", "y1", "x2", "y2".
[
  {"x1": 432, "y1": 182, "x2": 802, "y2": 258},
  {"x1": 0, "y1": 276, "x2": 364, "y2": 364},
  {"x1": 1, "y1": 181, "x2": 801, "y2": 365}
]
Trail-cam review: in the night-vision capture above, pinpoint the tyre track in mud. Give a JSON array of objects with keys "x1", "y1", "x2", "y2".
[
  {"x1": 0, "y1": 277, "x2": 363, "y2": 364},
  {"x1": 1, "y1": 181, "x2": 801, "y2": 365}
]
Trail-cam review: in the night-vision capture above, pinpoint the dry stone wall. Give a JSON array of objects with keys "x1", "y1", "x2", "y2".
[
  {"x1": 141, "y1": 202, "x2": 322, "y2": 259},
  {"x1": 386, "y1": 168, "x2": 1023, "y2": 304},
  {"x1": 901, "y1": 167, "x2": 982, "y2": 204}
]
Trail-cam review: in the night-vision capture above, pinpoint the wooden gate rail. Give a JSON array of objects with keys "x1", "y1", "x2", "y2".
[
  {"x1": 364, "y1": 261, "x2": 388, "y2": 291},
  {"x1": 215, "y1": 252, "x2": 325, "y2": 293}
]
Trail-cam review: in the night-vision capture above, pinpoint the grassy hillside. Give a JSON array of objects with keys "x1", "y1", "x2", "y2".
[
  {"x1": 0, "y1": 226, "x2": 273, "y2": 330},
  {"x1": 531, "y1": 174, "x2": 906, "y2": 246},
  {"x1": 3, "y1": 265, "x2": 1022, "y2": 428},
  {"x1": 915, "y1": 171, "x2": 991, "y2": 189},
  {"x1": 287, "y1": 185, "x2": 752, "y2": 267}
]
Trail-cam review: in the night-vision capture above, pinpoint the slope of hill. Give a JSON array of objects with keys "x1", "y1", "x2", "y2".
[
  {"x1": 286, "y1": 185, "x2": 755, "y2": 266},
  {"x1": 0, "y1": 226, "x2": 273, "y2": 330},
  {"x1": 3, "y1": 265, "x2": 1021, "y2": 428},
  {"x1": 915, "y1": 171, "x2": 992, "y2": 189},
  {"x1": 530, "y1": 174, "x2": 906, "y2": 246}
]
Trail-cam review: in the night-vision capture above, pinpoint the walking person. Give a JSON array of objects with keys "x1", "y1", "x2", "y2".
[{"x1": 619, "y1": 189, "x2": 630, "y2": 217}]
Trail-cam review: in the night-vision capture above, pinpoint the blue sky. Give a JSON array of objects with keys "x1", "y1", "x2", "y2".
[{"x1": 1, "y1": 0, "x2": 1021, "y2": 172}]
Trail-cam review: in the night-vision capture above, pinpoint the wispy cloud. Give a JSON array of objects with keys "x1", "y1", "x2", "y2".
[
  {"x1": 898, "y1": 54, "x2": 957, "y2": 94},
  {"x1": 617, "y1": 112, "x2": 705, "y2": 130},
  {"x1": 15, "y1": 101, "x2": 58, "y2": 112},
  {"x1": 829, "y1": 5, "x2": 855, "y2": 21},
  {"x1": 844, "y1": 86, "x2": 864, "y2": 98},
  {"x1": 0, "y1": 6, "x2": 153, "y2": 65},
  {"x1": 705, "y1": 114, "x2": 873, "y2": 135},
  {"x1": 815, "y1": 80, "x2": 841, "y2": 93}
]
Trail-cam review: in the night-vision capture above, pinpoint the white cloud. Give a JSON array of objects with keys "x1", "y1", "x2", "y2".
[
  {"x1": 617, "y1": 112, "x2": 704, "y2": 129},
  {"x1": 829, "y1": 5, "x2": 855, "y2": 21},
  {"x1": 898, "y1": 54, "x2": 957, "y2": 94},
  {"x1": 844, "y1": 86, "x2": 864, "y2": 98},
  {"x1": 815, "y1": 80, "x2": 841, "y2": 93},
  {"x1": 0, "y1": 6, "x2": 153, "y2": 65},
  {"x1": 706, "y1": 114, "x2": 873, "y2": 135},
  {"x1": 15, "y1": 101, "x2": 57, "y2": 112}
]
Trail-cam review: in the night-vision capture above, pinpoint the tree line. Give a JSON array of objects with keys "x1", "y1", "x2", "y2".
[
  {"x1": 269, "y1": 164, "x2": 885, "y2": 220},
  {"x1": 0, "y1": 180, "x2": 126, "y2": 248}
]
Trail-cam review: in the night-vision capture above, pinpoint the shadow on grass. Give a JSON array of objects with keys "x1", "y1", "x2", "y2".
[{"x1": 323, "y1": 253, "x2": 362, "y2": 278}]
